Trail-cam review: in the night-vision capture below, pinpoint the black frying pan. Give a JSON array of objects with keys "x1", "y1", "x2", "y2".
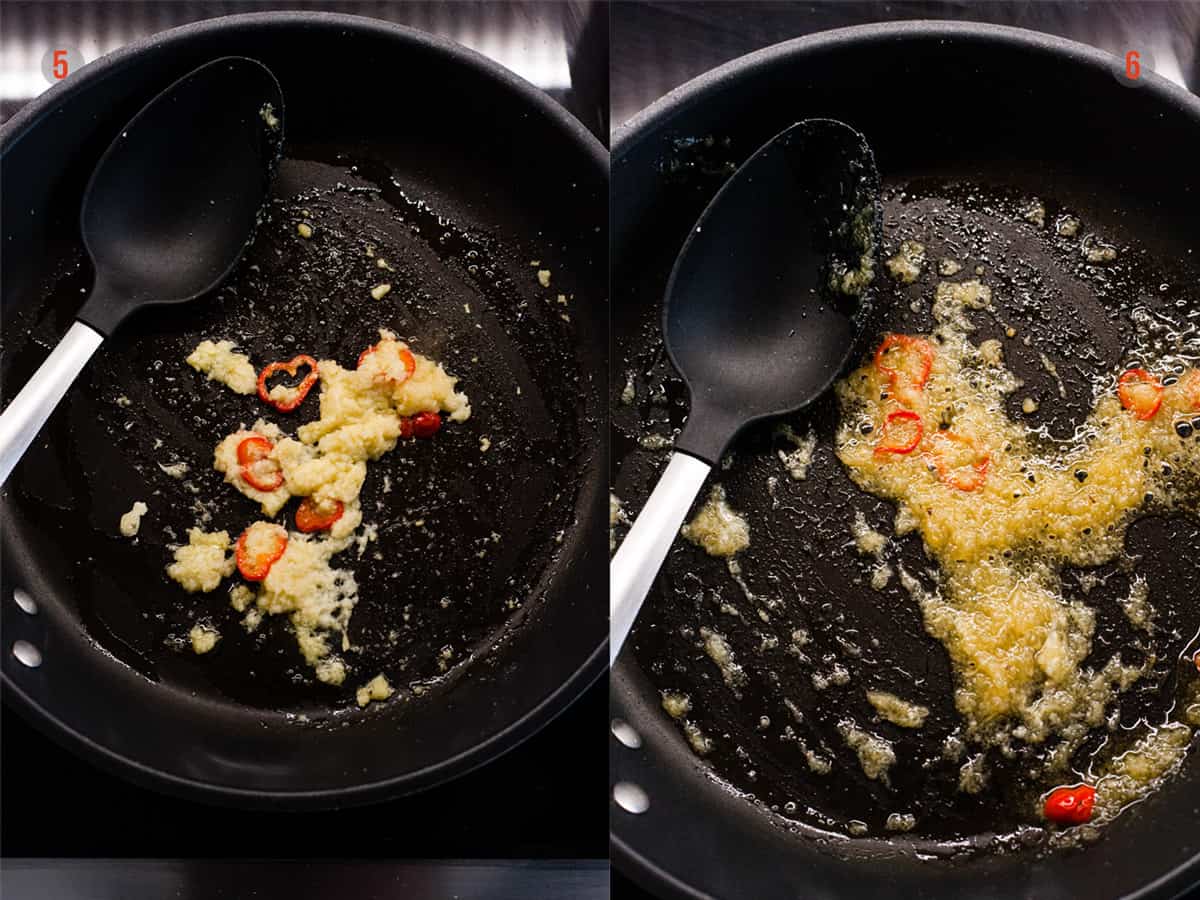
[
  {"x1": 1, "y1": 12, "x2": 607, "y2": 807},
  {"x1": 610, "y1": 22, "x2": 1200, "y2": 900}
]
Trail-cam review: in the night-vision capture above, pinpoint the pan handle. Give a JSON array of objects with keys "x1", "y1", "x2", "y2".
[
  {"x1": 610, "y1": 451, "x2": 712, "y2": 665},
  {"x1": 0, "y1": 320, "x2": 104, "y2": 486}
]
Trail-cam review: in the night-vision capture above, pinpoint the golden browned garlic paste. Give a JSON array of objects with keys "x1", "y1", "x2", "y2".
[{"x1": 834, "y1": 275, "x2": 1200, "y2": 827}]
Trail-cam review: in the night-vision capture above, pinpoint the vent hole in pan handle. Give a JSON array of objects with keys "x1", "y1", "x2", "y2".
[
  {"x1": 12, "y1": 588, "x2": 38, "y2": 615},
  {"x1": 611, "y1": 718, "x2": 643, "y2": 749},
  {"x1": 613, "y1": 781, "x2": 651, "y2": 815},
  {"x1": 12, "y1": 639, "x2": 43, "y2": 668}
]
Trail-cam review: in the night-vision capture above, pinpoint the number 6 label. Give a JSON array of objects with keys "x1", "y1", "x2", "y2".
[{"x1": 1115, "y1": 46, "x2": 1155, "y2": 88}]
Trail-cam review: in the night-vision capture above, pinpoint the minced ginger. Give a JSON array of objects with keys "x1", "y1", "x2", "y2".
[
  {"x1": 171, "y1": 329, "x2": 471, "y2": 686},
  {"x1": 835, "y1": 275, "x2": 1200, "y2": 819}
]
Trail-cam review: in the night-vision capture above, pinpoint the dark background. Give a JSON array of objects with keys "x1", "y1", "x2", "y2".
[
  {"x1": 609, "y1": 2, "x2": 1200, "y2": 898},
  {"x1": 2, "y1": 685, "x2": 606, "y2": 858}
]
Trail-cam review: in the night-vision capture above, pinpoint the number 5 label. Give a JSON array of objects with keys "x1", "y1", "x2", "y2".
[{"x1": 40, "y1": 46, "x2": 85, "y2": 84}]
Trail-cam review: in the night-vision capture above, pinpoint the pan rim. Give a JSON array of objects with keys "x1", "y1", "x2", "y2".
[
  {"x1": 0, "y1": 10, "x2": 608, "y2": 167},
  {"x1": 612, "y1": 18, "x2": 1200, "y2": 156},
  {"x1": 610, "y1": 18, "x2": 1200, "y2": 900},
  {"x1": 1, "y1": 9, "x2": 608, "y2": 808}
]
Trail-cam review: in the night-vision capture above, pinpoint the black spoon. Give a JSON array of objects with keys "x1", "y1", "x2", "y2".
[
  {"x1": 0, "y1": 56, "x2": 283, "y2": 484},
  {"x1": 610, "y1": 119, "x2": 882, "y2": 662}
]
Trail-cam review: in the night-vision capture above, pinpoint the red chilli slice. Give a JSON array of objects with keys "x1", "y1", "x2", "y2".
[
  {"x1": 874, "y1": 410, "x2": 923, "y2": 456},
  {"x1": 400, "y1": 411, "x2": 442, "y2": 439},
  {"x1": 874, "y1": 334, "x2": 935, "y2": 407},
  {"x1": 930, "y1": 431, "x2": 990, "y2": 491},
  {"x1": 1117, "y1": 368, "x2": 1163, "y2": 420},
  {"x1": 258, "y1": 354, "x2": 319, "y2": 413},
  {"x1": 236, "y1": 435, "x2": 283, "y2": 492},
  {"x1": 295, "y1": 497, "x2": 345, "y2": 533},
  {"x1": 1043, "y1": 784, "x2": 1096, "y2": 825},
  {"x1": 411, "y1": 411, "x2": 442, "y2": 438},
  {"x1": 235, "y1": 522, "x2": 288, "y2": 582}
]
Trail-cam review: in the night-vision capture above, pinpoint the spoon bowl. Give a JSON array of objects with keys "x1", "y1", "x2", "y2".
[
  {"x1": 610, "y1": 118, "x2": 880, "y2": 662},
  {"x1": 79, "y1": 56, "x2": 284, "y2": 334},
  {"x1": 666, "y1": 118, "x2": 881, "y2": 462}
]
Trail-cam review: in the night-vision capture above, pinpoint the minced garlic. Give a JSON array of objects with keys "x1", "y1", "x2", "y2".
[
  {"x1": 356, "y1": 674, "x2": 394, "y2": 707},
  {"x1": 259, "y1": 103, "x2": 280, "y2": 131},
  {"x1": 776, "y1": 424, "x2": 816, "y2": 480},
  {"x1": 850, "y1": 511, "x2": 887, "y2": 557},
  {"x1": 167, "y1": 528, "x2": 234, "y2": 593},
  {"x1": 1089, "y1": 724, "x2": 1192, "y2": 824},
  {"x1": 885, "y1": 240, "x2": 926, "y2": 283},
  {"x1": 177, "y1": 328, "x2": 471, "y2": 683},
  {"x1": 158, "y1": 461, "x2": 190, "y2": 478},
  {"x1": 229, "y1": 584, "x2": 255, "y2": 612},
  {"x1": 186, "y1": 339, "x2": 257, "y2": 395},
  {"x1": 700, "y1": 627, "x2": 747, "y2": 692},
  {"x1": 244, "y1": 529, "x2": 358, "y2": 680},
  {"x1": 867, "y1": 690, "x2": 929, "y2": 728},
  {"x1": 213, "y1": 330, "x2": 469, "y2": 531},
  {"x1": 835, "y1": 276, "x2": 1200, "y2": 761},
  {"x1": 1021, "y1": 198, "x2": 1046, "y2": 229},
  {"x1": 662, "y1": 691, "x2": 692, "y2": 719},
  {"x1": 119, "y1": 501, "x2": 148, "y2": 537},
  {"x1": 838, "y1": 720, "x2": 896, "y2": 783},
  {"x1": 681, "y1": 485, "x2": 749, "y2": 557},
  {"x1": 609, "y1": 492, "x2": 630, "y2": 553},
  {"x1": 1081, "y1": 234, "x2": 1118, "y2": 263},
  {"x1": 189, "y1": 622, "x2": 220, "y2": 654},
  {"x1": 1055, "y1": 215, "x2": 1080, "y2": 237}
]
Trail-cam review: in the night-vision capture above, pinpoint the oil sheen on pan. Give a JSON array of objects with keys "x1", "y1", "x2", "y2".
[
  {"x1": 611, "y1": 159, "x2": 1200, "y2": 852},
  {"x1": 3, "y1": 151, "x2": 591, "y2": 716}
]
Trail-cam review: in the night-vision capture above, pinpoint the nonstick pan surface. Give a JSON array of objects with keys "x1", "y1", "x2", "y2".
[
  {"x1": 610, "y1": 22, "x2": 1200, "y2": 900},
  {"x1": 1, "y1": 13, "x2": 607, "y2": 806}
]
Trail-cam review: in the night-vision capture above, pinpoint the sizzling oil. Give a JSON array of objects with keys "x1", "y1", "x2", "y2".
[
  {"x1": 613, "y1": 174, "x2": 1200, "y2": 851},
  {"x1": 835, "y1": 274, "x2": 1200, "y2": 831}
]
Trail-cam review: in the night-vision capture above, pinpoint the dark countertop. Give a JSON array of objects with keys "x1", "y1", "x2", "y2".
[
  {"x1": 1, "y1": 859, "x2": 610, "y2": 900},
  {"x1": 2, "y1": 681, "x2": 607, "y2": 860}
]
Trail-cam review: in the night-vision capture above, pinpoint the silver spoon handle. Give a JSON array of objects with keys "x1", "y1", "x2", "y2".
[
  {"x1": 609, "y1": 451, "x2": 711, "y2": 666},
  {"x1": 0, "y1": 320, "x2": 104, "y2": 486}
]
